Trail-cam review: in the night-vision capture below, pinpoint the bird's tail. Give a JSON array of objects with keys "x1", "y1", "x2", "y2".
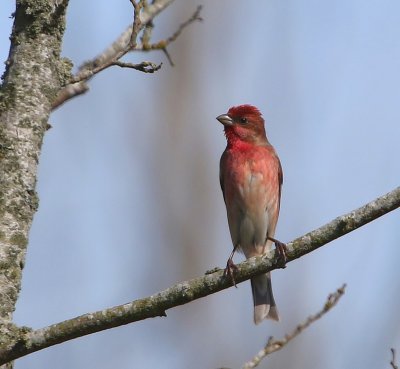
[{"x1": 251, "y1": 272, "x2": 279, "y2": 324}]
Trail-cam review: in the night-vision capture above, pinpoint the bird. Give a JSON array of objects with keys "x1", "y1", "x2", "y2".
[{"x1": 216, "y1": 104, "x2": 285, "y2": 324}]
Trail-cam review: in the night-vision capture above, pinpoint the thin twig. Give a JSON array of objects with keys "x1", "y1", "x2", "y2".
[
  {"x1": 391, "y1": 348, "x2": 399, "y2": 369},
  {"x1": 0, "y1": 187, "x2": 399, "y2": 365},
  {"x1": 128, "y1": 0, "x2": 143, "y2": 48},
  {"x1": 242, "y1": 285, "x2": 346, "y2": 369},
  {"x1": 165, "y1": 5, "x2": 203, "y2": 44},
  {"x1": 142, "y1": 5, "x2": 203, "y2": 66},
  {"x1": 141, "y1": 21, "x2": 154, "y2": 49},
  {"x1": 51, "y1": 2, "x2": 203, "y2": 110},
  {"x1": 69, "y1": 0, "x2": 145, "y2": 84},
  {"x1": 162, "y1": 47, "x2": 175, "y2": 66},
  {"x1": 110, "y1": 60, "x2": 162, "y2": 73}
]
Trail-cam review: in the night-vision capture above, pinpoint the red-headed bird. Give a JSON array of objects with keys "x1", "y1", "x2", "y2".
[{"x1": 217, "y1": 104, "x2": 284, "y2": 324}]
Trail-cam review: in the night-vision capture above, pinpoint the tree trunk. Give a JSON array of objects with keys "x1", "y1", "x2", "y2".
[{"x1": 0, "y1": 1, "x2": 69, "y2": 367}]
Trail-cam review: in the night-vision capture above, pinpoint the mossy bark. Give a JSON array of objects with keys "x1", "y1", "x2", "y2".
[{"x1": 0, "y1": 1, "x2": 69, "y2": 367}]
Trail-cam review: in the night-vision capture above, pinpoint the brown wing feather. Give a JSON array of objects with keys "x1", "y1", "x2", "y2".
[
  {"x1": 219, "y1": 151, "x2": 227, "y2": 204},
  {"x1": 277, "y1": 157, "x2": 283, "y2": 213}
]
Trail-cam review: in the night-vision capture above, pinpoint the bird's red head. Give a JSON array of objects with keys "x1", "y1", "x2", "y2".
[{"x1": 216, "y1": 104, "x2": 268, "y2": 146}]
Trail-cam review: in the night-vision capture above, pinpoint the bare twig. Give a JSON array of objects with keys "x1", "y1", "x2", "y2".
[
  {"x1": 66, "y1": 0, "x2": 144, "y2": 85},
  {"x1": 52, "y1": 2, "x2": 202, "y2": 110},
  {"x1": 128, "y1": 0, "x2": 143, "y2": 48},
  {"x1": 142, "y1": 5, "x2": 203, "y2": 66},
  {"x1": 391, "y1": 348, "x2": 399, "y2": 369},
  {"x1": 140, "y1": 20, "x2": 154, "y2": 49},
  {"x1": 0, "y1": 187, "x2": 399, "y2": 365},
  {"x1": 162, "y1": 47, "x2": 175, "y2": 66},
  {"x1": 111, "y1": 60, "x2": 162, "y2": 73},
  {"x1": 164, "y1": 5, "x2": 203, "y2": 45},
  {"x1": 242, "y1": 285, "x2": 346, "y2": 369}
]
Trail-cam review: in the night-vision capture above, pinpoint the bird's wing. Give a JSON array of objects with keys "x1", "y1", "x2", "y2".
[
  {"x1": 219, "y1": 152, "x2": 227, "y2": 204},
  {"x1": 277, "y1": 157, "x2": 283, "y2": 212}
]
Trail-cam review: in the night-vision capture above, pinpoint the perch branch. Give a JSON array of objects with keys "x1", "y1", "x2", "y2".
[{"x1": 0, "y1": 186, "x2": 399, "y2": 365}]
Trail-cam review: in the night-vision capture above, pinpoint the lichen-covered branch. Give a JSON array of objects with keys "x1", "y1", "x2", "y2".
[
  {"x1": 0, "y1": 187, "x2": 399, "y2": 365},
  {"x1": 51, "y1": 2, "x2": 202, "y2": 110},
  {"x1": 0, "y1": 0, "x2": 69, "y2": 367},
  {"x1": 242, "y1": 285, "x2": 346, "y2": 369}
]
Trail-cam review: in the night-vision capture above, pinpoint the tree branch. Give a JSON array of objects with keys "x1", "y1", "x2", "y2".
[
  {"x1": 0, "y1": 186, "x2": 399, "y2": 365},
  {"x1": 51, "y1": 2, "x2": 202, "y2": 110},
  {"x1": 242, "y1": 284, "x2": 346, "y2": 369},
  {"x1": 110, "y1": 60, "x2": 162, "y2": 73},
  {"x1": 391, "y1": 348, "x2": 399, "y2": 369},
  {"x1": 153, "y1": 4, "x2": 203, "y2": 66}
]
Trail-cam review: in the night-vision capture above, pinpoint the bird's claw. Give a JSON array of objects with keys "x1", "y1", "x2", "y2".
[
  {"x1": 268, "y1": 236, "x2": 288, "y2": 268},
  {"x1": 224, "y1": 258, "x2": 239, "y2": 288}
]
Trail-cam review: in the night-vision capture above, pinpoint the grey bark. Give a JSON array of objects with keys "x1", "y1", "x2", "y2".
[{"x1": 0, "y1": 0, "x2": 69, "y2": 367}]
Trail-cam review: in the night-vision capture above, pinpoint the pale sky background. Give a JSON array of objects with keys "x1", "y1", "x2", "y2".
[{"x1": 1, "y1": 1, "x2": 400, "y2": 368}]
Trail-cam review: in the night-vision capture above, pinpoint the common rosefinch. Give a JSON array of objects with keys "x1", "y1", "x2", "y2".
[{"x1": 217, "y1": 104, "x2": 284, "y2": 324}]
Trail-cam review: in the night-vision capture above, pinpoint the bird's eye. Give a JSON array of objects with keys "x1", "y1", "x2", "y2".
[{"x1": 239, "y1": 117, "x2": 248, "y2": 124}]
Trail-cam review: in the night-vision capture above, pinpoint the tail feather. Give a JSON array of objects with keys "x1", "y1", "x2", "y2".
[{"x1": 251, "y1": 272, "x2": 279, "y2": 324}]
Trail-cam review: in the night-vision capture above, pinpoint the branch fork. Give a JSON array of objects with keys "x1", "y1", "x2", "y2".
[{"x1": 52, "y1": 2, "x2": 203, "y2": 110}]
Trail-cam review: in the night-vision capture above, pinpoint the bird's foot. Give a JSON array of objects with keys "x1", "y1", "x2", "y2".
[
  {"x1": 268, "y1": 236, "x2": 288, "y2": 268},
  {"x1": 223, "y1": 258, "x2": 239, "y2": 288}
]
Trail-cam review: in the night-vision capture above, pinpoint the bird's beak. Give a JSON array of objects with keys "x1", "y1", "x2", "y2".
[{"x1": 216, "y1": 114, "x2": 233, "y2": 126}]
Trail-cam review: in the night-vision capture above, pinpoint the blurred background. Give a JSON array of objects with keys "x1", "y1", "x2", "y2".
[{"x1": 1, "y1": 0, "x2": 400, "y2": 368}]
